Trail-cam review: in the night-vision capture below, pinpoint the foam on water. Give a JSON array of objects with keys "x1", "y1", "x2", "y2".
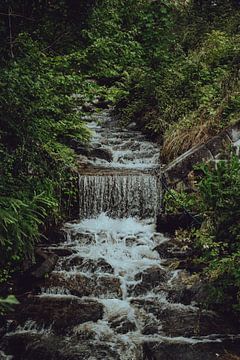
[
  {"x1": 64, "y1": 214, "x2": 162, "y2": 284},
  {"x1": 84, "y1": 110, "x2": 160, "y2": 171},
  {"x1": 61, "y1": 213, "x2": 227, "y2": 359},
  {"x1": 8, "y1": 320, "x2": 52, "y2": 336},
  {"x1": 69, "y1": 213, "x2": 155, "y2": 235}
]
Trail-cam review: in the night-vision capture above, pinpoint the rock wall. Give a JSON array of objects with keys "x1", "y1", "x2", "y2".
[{"x1": 163, "y1": 121, "x2": 240, "y2": 188}]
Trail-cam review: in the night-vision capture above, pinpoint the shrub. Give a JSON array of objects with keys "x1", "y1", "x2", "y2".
[
  {"x1": 0, "y1": 34, "x2": 90, "y2": 278},
  {"x1": 176, "y1": 155, "x2": 240, "y2": 313}
]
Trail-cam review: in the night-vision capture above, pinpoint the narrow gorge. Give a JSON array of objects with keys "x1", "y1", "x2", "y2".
[{"x1": 1, "y1": 111, "x2": 240, "y2": 360}]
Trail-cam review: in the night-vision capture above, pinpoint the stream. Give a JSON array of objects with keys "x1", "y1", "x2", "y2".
[{"x1": 1, "y1": 110, "x2": 240, "y2": 359}]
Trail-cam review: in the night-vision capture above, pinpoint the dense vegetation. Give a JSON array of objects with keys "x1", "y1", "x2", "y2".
[
  {"x1": 0, "y1": 0, "x2": 239, "y2": 315},
  {"x1": 165, "y1": 153, "x2": 240, "y2": 314},
  {"x1": 0, "y1": 1, "x2": 94, "y2": 281},
  {"x1": 114, "y1": 1, "x2": 240, "y2": 162}
]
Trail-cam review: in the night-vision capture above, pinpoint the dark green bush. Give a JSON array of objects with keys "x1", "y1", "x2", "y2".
[
  {"x1": 178, "y1": 155, "x2": 240, "y2": 313},
  {"x1": 0, "y1": 34, "x2": 90, "y2": 279}
]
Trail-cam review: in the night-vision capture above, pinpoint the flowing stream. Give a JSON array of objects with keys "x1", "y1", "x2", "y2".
[{"x1": 2, "y1": 110, "x2": 240, "y2": 359}]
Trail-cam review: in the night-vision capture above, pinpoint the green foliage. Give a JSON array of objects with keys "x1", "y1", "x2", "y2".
[
  {"x1": 0, "y1": 193, "x2": 56, "y2": 265},
  {"x1": 84, "y1": 0, "x2": 174, "y2": 79},
  {"x1": 114, "y1": 1, "x2": 240, "y2": 160},
  {"x1": 0, "y1": 295, "x2": 19, "y2": 315},
  {"x1": 164, "y1": 189, "x2": 196, "y2": 214},
  {"x1": 0, "y1": 34, "x2": 90, "y2": 277},
  {"x1": 174, "y1": 155, "x2": 240, "y2": 313}
]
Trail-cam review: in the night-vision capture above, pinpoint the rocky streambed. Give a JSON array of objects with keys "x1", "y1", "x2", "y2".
[{"x1": 1, "y1": 110, "x2": 240, "y2": 360}]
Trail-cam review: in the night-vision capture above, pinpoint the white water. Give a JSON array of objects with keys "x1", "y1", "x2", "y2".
[
  {"x1": 83, "y1": 111, "x2": 160, "y2": 170},
  {"x1": 64, "y1": 214, "x2": 163, "y2": 299},
  {"x1": 79, "y1": 175, "x2": 160, "y2": 219}
]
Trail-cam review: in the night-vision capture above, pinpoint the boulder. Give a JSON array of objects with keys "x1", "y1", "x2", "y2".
[
  {"x1": 44, "y1": 272, "x2": 122, "y2": 298},
  {"x1": 48, "y1": 247, "x2": 76, "y2": 257},
  {"x1": 130, "y1": 267, "x2": 167, "y2": 296},
  {"x1": 15, "y1": 297, "x2": 103, "y2": 334},
  {"x1": 96, "y1": 276, "x2": 122, "y2": 298},
  {"x1": 91, "y1": 147, "x2": 113, "y2": 162},
  {"x1": 71, "y1": 144, "x2": 113, "y2": 162},
  {"x1": 147, "y1": 306, "x2": 234, "y2": 337},
  {"x1": 62, "y1": 256, "x2": 113, "y2": 274},
  {"x1": 110, "y1": 317, "x2": 136, "y2": 334},
  {"x1": 44, "y1": 228, "x2": 66, "y2": 244},
  {"x1": 135, "y1": 267, "x2": 167, "y2": 285},
  {"x1": 156, "y1": 213, "x2": 199, "y2": 234},
  {"x1": 1, "y1": 333, "x2": 119, "y2": 360},
  {"x1": 143, "y1": 338, "x2": 240, "y2": 360},
  {"x1": 43, "y1": 272, "x2": 92, "y2": 297},
  {"x1": 164, "y1": 144, "x2": 212, "y2": 184},
  {"x1": 31, "y1": 249, "x2": 58, "y2": 279},
  {"x1": 154, "y1": 241, "x2": 192, "y2": 260}
]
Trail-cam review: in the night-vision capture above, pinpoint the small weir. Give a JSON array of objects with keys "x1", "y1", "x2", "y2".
[{"x1": 79, "y1": 174, "x2": 160, "y2": 219}]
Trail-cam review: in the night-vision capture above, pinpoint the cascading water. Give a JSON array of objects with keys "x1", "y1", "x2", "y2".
[
  {"x1": 79, "y1": 174, "x2": 160, "y2": 219},
  {"x1": 2, "y1": 110, "x2": 240, "y2": 360}
]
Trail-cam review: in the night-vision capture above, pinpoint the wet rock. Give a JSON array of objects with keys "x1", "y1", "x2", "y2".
[
  {"x1": 41, "y1": 228, "x2": 66, "y2": 245},
  {"x1": 167, "y1": 273, "x2": 211, "y2": 306},
  {"x1": 62, "y1": 256, "x2": 113, "y2": 274},
  {"x1": 96, "y1": 276, "x2": 122, "y2": 298},
  {"x1": 31, "y1": 249, "x2": 58, "y2": 279},
  {"x1": 131, "y1": 267, "x2": 167, "y2": 295},
  {"x1": 156, "y1": 213, "x2": 199, "y2": 234},
  {"x1": 188, "y1": 279, "x2": 211, "y2": 305},
  {"x1": 161, "y1": 258, "x2": 205, "y2": 273},
  {"x1": 45, "y1": 272, "x2": 122, "y2": 298},
  {"x1": 110, "y1": 317, "x2": 136, "y2": 334},
  {"x1": 142, "y1": 322, "x2": 159, "y2": 335},
  {"x1": 65, "y1": 138, "x2": 113, "y2": 163},
  {"x1": 149, "y1": 307, "x2": 234, "y2": 337},
  {"x1": 91, "y1": 147, "x2": 113, "y2": 162},
  {"x1": 44, "y1": 272, "x2": 92, "y2": 297},
  {"x1": 74, "y1": 145, "x2": 91, "y2": 157},
  {"x1": 2, "y1": 332, "x2": 119, "y2": 360},
  {"x1": 135, "y1": 267, "x2": 167, "y2": 285},
  {"x1": 15, "y1": 297, "x2": 103, "y2": 334},
  {"x1": 154, "y1": 241, "x2": 192, "y2": 260},
  {"x1": 48, "y1": 247, "x2": 76, "y2": 257},
  {"x1": 143, "y1": 338, "x2": 240, "y2": 360},
  {"x1": 64, "y1": 231, "x2": 95, "y2": 244}
]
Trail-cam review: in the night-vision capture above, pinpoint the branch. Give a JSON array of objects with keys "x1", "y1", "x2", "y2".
[
  {"x1": 0, "y1": 11, "x2": 34, "y2": 21},
  {"x1": 42, "y1": 32, "x2": 70, "y2": 52},
  {"x1": 8, "y1": 7, "x2": 14, "y2": 58}
]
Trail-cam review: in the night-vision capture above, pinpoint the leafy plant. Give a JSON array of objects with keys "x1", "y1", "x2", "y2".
[
  {"x1": 0, "y1": 34, "x2": 90, "y2": 276},
  {"x1": 177, "y1": 155, "x2": 240, "y2": 313},
  {"x1": 0, "y1": 296, "x2": 19, "y2": 315}
]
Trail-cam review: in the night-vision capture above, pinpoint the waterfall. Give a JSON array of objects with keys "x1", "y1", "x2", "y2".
[{"x1": 79, "y1": 174, "x2": 160, "y2": 219}]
